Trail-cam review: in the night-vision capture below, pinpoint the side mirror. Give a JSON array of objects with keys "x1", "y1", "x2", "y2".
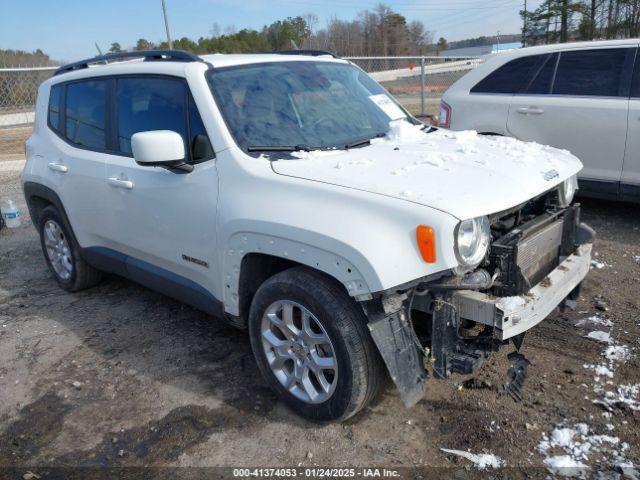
[{"x1": 131, "y1": 130, "x2": 192, "y2": 172}]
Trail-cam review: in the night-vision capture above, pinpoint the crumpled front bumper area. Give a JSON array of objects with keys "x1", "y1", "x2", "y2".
[{"x1": 453, "y1": 243, "x2": 592, "y2": 340}]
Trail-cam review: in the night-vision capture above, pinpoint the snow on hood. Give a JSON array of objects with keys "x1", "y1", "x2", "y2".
[{"x1": 271, "y1": 120, "x2": 583, "y2": 220}]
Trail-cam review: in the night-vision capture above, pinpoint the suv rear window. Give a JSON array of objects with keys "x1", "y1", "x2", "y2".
[
  {"x1": 471, "y1": 55, "x2": 545, "y2": 94},
  {"x1": 65, "y1": 80, "x2": 108, "y2": 149},
  {"x1": 553, "y1": 48, "x2": 630, "y2": 97}
]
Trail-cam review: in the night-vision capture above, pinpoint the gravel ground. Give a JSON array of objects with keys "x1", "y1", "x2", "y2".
[{"x1": 1, "y1": 161, "x2": 639, "y2": 478}]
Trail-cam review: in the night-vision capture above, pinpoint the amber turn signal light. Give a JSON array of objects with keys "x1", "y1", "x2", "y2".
[{"x1": 416, "y1": 225, "x2": 436, "y2": 263}]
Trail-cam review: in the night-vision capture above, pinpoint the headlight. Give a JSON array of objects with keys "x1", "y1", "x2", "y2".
[
  {"x1": 455, "y1": 216, "x2": 490, "y2": 272},
  {"x1": 558, "y1": 175, "x2": 578, "y2": 207}
]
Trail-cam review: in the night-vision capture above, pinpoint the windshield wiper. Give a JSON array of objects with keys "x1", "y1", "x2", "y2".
[
  {"x1": 344, "y1": 132, "x2": 386, "y2": 150},
  {"x1": 247, "y1": 144, "x2": 312, "y2": 152}
]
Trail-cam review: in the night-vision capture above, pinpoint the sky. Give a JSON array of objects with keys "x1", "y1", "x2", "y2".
[{"x1": 0, "y1": 0, "x2": 545, "y2": 62}]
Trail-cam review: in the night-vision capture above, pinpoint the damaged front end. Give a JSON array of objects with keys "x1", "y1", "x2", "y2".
[{"x1": 365, "y1": 197, "x2": 595, "y2": 407}]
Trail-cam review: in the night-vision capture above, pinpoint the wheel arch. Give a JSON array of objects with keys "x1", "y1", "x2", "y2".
[
  {"x1": 22, "y1": 182, "x2": 78, "y2": 244},
  {"x1": 224, "y1": 232, "x2": 379, "y2": 317}
]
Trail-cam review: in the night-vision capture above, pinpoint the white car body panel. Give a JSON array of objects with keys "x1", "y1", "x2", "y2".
[
  {"x1": 270, "y1": 128, "x2": 582, "y2": 221},
  {"x1": 506, "y1": 94, "x2": 629, "y2": 182}
]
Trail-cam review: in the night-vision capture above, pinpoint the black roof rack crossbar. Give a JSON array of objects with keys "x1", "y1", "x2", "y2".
[
  {"x1": 272, "y1": 49, "x2": 340, "y2": 58},
  {"x1": 54, "y1": 49, "x2": 204, "y2": 76}
]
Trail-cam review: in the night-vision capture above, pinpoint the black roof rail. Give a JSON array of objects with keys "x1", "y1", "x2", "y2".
[
  {"x1": 54, "y1": 50, "x2": 205, "y2": 76},
  {"x1": 272, "y1": 49, "x2": 340, "y2": 59}
]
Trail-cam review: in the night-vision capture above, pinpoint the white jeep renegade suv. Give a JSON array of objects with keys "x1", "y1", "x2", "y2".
[{"x1": 23, "y1": 49, "x2": 594, "y2": 421}]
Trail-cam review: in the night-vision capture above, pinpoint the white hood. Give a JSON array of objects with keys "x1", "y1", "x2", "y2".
[{"x1": 270, "y1": 123, "x2": 583, "y2": 220}]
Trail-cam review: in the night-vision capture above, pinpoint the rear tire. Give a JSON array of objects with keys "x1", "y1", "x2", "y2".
[
  {"x1": 248, "y1": 266, "x2": 384, "y2": 422},
  {"x1": 38, "y1": 205, "x2": 102, "y2": 292}
]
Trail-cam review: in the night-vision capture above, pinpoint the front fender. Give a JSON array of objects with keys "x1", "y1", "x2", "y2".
[{"x1": 223, "y1": 227, "x2": 378, "y2": 316}]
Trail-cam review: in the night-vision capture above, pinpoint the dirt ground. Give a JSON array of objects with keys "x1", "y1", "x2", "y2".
[{"x1": 1, "y1": 160, "x2": 639, "y2": 479}]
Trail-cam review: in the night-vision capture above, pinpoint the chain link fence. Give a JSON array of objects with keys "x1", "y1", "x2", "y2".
[
  {"x1": 345, "y1": 56, "x2": 483, "y2": 119},
  {"x1": 0, "y1": 67, "x2": 56, "y2": 161},
  {"x1": 0, "y1": 56, "x2": 482, "y2": 162}
]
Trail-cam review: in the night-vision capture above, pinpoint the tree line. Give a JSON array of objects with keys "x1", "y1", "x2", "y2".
[
  {"x1": 107, "y1": 4, "x2": 441, "y2": 57},
  {"x1": 523, "y1": 0, "x2": 640, "y2": 45}
]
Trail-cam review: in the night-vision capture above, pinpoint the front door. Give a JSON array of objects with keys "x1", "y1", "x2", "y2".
[{"x1": 102, "y1": 75, "x2": 219, "y2": 298}]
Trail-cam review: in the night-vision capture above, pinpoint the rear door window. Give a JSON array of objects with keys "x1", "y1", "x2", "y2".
[
  {"x1": 65, "y1": 80, "x2": 108, "y2": 149},
  {"x1": 552, "y1": 48, "x2": 630, "y2": 97},
  {"x1": 471, "y1": 55, "x2": 544, "y2": 94},
  {"x1": 524, "y1": 53, "x2": 557, "y2": 95}
]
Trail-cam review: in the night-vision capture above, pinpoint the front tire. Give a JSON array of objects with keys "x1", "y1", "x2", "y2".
[
  {"x1": 248, "y1": 267, "x2": 384, "y2": 422},
  {"x1": 38, "y1": 205, "x2": 102, "y2": 292}
]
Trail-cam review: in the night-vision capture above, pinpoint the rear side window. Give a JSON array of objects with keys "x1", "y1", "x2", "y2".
[
  {"x1": 524, "y1": 53, "x2": 557, "y2": 94},
  {"x1": 471, "y1": 55, "x2": 543, "y2": 94},
  {"x1": 65, "y1": 80, "x2": 108, "y2": 149},
  {"x1": 116, "y1": 77, "x2": 187, "y2": 155},
  {"x1": 553, "y1": 48, "x2": 630, "y2": 97},
  {"x1": 48, "y1": 85, "x2": 62, "y2": 132}
]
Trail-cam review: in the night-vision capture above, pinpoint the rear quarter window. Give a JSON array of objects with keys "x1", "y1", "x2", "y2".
[
  {"x1": 48, "y1": 84, "x2": 62, "y2": 132},
  {"x1": 552, "y1": 48, "x2": 631, "y2": 97}
]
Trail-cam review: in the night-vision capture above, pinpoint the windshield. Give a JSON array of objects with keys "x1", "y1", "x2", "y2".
[{"x1": 206, "y1": 61, "x2": 413, "y2": 152}]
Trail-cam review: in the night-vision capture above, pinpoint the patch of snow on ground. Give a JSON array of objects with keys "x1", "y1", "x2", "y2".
[
  {"x1": 603, "y1": 345, "x2": 630, "y2": 362},
  {"x1": 598, "y1": 384, "x2": 640, "y2": 411},
  {"x1": 538, "y1": 423, "x2": 631, "y2": 476},
  {"x1": 590, "y1": 259, "x2": 609, "y2": 269},
  {"x1": 440, "y1": 448, "x2": 504, "y2": 469},
  {"x1": 584, "y1": 331, "x2": 611, "y2": 343},
  {"x1": 543, "y1": 455, "x2": 587, "y2": 477},
  {"x1": 575, "y1": 315, "x2": 613, "y2": 328},
  {"x1": 583, "y1": 364, "x2": 614, "y2": 378}
]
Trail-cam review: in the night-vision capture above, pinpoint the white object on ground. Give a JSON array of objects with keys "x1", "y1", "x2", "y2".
[
  {"x1": 575, "y1": 315, "x2": 613, "y2": 328},
  {"x1": 584, "y1": 331, "x2": 611, "y2": 343},
  {"x1": 440, "y1": 448, "x2": 504, "y2": 469},
  {"x1": 1, "y1": 198, "x2": 22, "y2": 228},
  {"x1": 543, "y1": 455, "x2": 588, "y2": 477}
]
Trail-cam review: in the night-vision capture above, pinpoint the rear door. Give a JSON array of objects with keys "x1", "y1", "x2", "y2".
[
  {"x1": 507, "y1": 47, "x2": 635, "y2": 188},
  {"x1": 45, "y1": 78, "x2": 110, "y2": 247},
  {"x1": 621, "y1": 47, "x2": 640, "y2": 201}
]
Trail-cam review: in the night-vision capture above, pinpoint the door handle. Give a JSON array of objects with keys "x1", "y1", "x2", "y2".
[
  {"x1": 517, "y1": 107, "x2": 544, "y2": 115},
  {"x1": 107, "y1": 177, "x2": 134, "y2": 190},
  {"x1": 48, "y1": 162, "x2": 68, "y2": 173}
]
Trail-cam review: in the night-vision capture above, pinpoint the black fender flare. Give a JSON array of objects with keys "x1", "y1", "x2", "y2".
[{"x1": 23, "y1": 182, "x2": 79, "y2": 247}]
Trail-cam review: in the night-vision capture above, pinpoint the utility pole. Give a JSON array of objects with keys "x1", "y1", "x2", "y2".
[
  {"x1": 497, "y1": 30, "x2": 501, "y2": 52},
  {"x1": 161, "y1": 0, "x2": 173, "y2": 50},
  {"x1": 523, "y1": 0, "x2": 527, "y2": 47}
]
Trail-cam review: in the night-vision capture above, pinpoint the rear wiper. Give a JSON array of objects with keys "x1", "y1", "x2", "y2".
[
  {"x1": 247, "y1": 144, "x2": 312, "y2": 152},
  {"x1": 344, "y1": 132, "x2": 386, "y2": 149}
]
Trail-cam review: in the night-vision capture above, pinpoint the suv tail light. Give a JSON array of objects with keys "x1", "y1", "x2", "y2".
[{"x1": 438, "y1": 101, "x2": 451, "y2": 128}]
